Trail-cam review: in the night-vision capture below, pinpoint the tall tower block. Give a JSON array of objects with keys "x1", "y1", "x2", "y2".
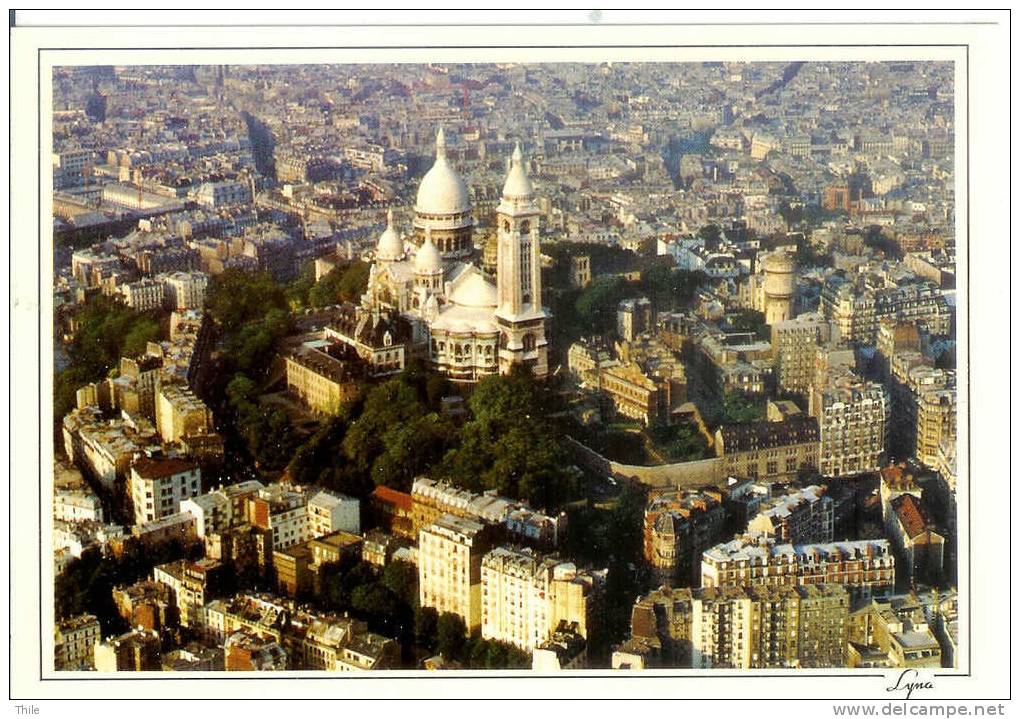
[
  {"x1": 494, "y1": 144, "x2": 548, "y2": 378},
  {"x1": 762, "y1": 250, "x2": 797, "y2": 325}
]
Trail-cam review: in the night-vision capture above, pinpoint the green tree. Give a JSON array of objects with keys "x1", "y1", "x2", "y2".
[
  {"x1": 440, "y1": 366, "x2": 576, "y2": 510},
  {"x1": 54, "y1": 295, "x2": 164, "y2": 420},
  {"x1": 121, "y1": 316, "x2": 162, "y2": 357},
  {"x1": 436, "y1": 612, "x2": 467, "y2": 660},
  {"x1": 307, "y1": 261, "x2": 372, "y2": 308},
  {"x1": 414, "y1": 606, "x2": 439, "y2": 653},
  {"x1": 382, "y1": 560, "x2": 419, "y2": 608},
  {"x1": 285, "y1": 261, "x2": 316, "y2": 309},
  {"x1": 640, "y1": 265, "x2": 708, "y2": 312},
  {"x1": 714, "y1": 390, "x2": 767, "y2": 426},
  {"x1": 340, "y1": 374, "x2": 455, "y2": 492},
  {"x1": 225, "y1": 307, "x2": 292, "y2": 375},
  {"x1": 206, "y1": 269, "x2": 287, "y2": 333},
  {"x1": 574, "y1": 275, "x2": 629, "y2": 335},
  {"x1": 649, "y1": 421, "x2": 710, "y2": 462},
  {"x1": 698, "y1": 223, "x2": 722, "y2": 248}
]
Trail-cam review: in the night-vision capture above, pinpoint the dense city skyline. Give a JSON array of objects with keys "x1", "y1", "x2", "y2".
[{"x1": 50, "y1": 60, "x2": 958, "y2": 674}]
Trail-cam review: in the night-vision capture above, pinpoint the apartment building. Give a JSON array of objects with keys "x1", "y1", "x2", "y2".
[
  {"x1": 54, "y1": 614, "x2": 101, "y2": 671},
  {"x1": 746, "y1": 485, "x2": 834, "y2": 544},
  {"x1": 480, "y1": 546, "x2": 606, "y2": 651},
  {"x1": 94, "y1": 629, "x2": 162, "y2": 672},
  {"x1": 771, "y1": 312, "x2": 836, "y2": 399},
  {"x1": 111, "y1": 580, "x2": 178, "y2": 634},
  {"x1": 62, "y1": 406, "x2": 159, "y2": 490},
  {"x1": 129, "y1": 456, "x2": 202, "y2": 526},
  {"x1": 159, "y1": 271, "x2": 209, "y2": 310},
  {"x1": 715, "y1": 415, "x2": 820, "y2": 482},
  {"x1": 120, "y1": 277, "x2": 166, "y2": 312},
  {"x1": 887, "y1": 493, "x2": 945, "y2": 586},
  {"x1": 820, "y1": 278, "x2": 951, "y2": 346},
  {"x1": 418, "y1": 514, "x2": 499, "y2": 633},
  {"x1": 179, "y1": 480, "x2": 265, "y2": 537},
  {"x1": 54, "y1": 487, "x2": 104, "y2": 524},
  {"x1": 614, "y1": 584, "x2": 849, "y2": 669},
  {"x1": 814, "y1": 371, "x2": 890, "y2": 477},
  {"x1": 411, "y1": 476, "x2": 565, "y2": 549},
  {"x1": 204, "y1": 593, "x2": 397, "y2": 671},
  {"x1": 701, "y1": 536, "x2": 895, "y2": 601},
  {"x1": 848, "y1": 593, "x2": 942, "y2": 668},
  {"x1": 249, "y1": 484, "x2": 360, "y2": 550},
  {"x1": 155, "y1": 383, "x2": 214, "y2": 444},
  {"x1": 642, "y1": 488, "x2": 728, "y2": 585},
  {"x1": 152, "y1": 558, "x2": 227, "y2": 628},
  {"x1": 284, "y1": 340, "x2": 364, "y2": 415}
]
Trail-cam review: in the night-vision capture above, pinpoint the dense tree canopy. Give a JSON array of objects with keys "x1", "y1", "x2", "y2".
[
  {"x1": 705, "y1": 390, "x2": 767, "y2": 427},
  {"x1": 225, "y1": 371, "x2": 301, "y2": 471},
  {"x1": 206, "y1": 269, "x2": 288, "y2": 333},
  {"x1": 286, "y1": 260, "x2": 373, "y2": 309},
  {"x1": 648, "y1": 421, "x2": 711, "y2": 462},
  {"x1": 440, "y1": 365, "x2": 577, "y2": 510},
  {"x1": 54, "y1": 295, "x2": 164, "y2": 420},
  {"x1": 573, "y1": 275, "x2": 631, "y2": 335},
  {"x1": 639, "y1": 264, "x2": 709, "y2": 312},
  {"x1": 56, "y1": 539, "x2": 203, "y2": 634},
  {"x1": 341, "y1": 372, "x2": 456, "y2": 492}
]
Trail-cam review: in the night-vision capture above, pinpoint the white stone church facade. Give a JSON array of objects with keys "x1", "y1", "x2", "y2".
[{"x1": 360, "y1": 129, "x2": 549, "y2": 383}]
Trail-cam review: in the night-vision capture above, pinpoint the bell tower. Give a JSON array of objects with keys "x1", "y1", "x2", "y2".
[{"x1": 494, "y1": 143, "x2": 548, "y2": 378}]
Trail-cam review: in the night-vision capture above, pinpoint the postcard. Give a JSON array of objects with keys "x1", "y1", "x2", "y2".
[{"x1": 7, "y1": 9, "x2": 1013, "y2": 712}]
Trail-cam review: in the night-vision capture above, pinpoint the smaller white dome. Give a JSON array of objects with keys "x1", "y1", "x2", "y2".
[
  {"x1": 376, "y1": 209, "x2": 404, "y2": 262},
  {"x1": 501, "y1": 142, "x2": 533, "y2": 200},
  {"x1": 415, "y1": 228, "x2": 443, "y2": 273}
]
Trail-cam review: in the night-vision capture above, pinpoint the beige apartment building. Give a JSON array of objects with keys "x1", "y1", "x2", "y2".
[
  {"x1": 204, "y1": 594, "x2": 397, "y2": 671},
  {"x1": 701, "y1": 536, "x2": 895, "y2": 601},
  {"x1": 54, "y1": 614, "x2": 102, "y2": 671},
  {"x1": 614, "y1": 584, "x2": 849, "y2": 669},
  {"x1": 848, "y1": 593, "x2": 942, "y2": 668},
  {"x1": 814, "y1": 371, "x2": 889, "y2": 476},
  {"x1": 480, "y1": 546, "x2": 605, "y2": 651},
  {"x1": 120, "y1": 277, "x2": 166, "y2": 312},
  {"x1": 418, "y1": 514, "x2": 499, "y2": 633},
  {"x1": 715, "y1": 414, "x2": 820, "y2": 482},
  {"x1": 94, "y1": 629, "x2": 162, "y2": 672},
  {"x1": 642, "y1": 488, "x2": 728, "y2": 585},
  {"x1": 820, "y1": 279, "x2": 951, "y2": 346},
  {"x1": 746, "y1": 485, "x2": 834, "y2": 544},
  {"x1": 771, "y1": 312, "x2": 835, "y2": 399},
  {"x1": 152, "y1": 558, "x2": 226, "y2": 628},
  {"x1": 155, "y1": 383, "x2": 214, "y2": 444},
  {"x1": 285, "y1": 340, "x2": 364, "y2": 415}
]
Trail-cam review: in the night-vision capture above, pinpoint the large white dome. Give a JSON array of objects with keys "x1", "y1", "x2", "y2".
[{"x1": 415, "y1": 128, "x2": 472, "y2": 216}]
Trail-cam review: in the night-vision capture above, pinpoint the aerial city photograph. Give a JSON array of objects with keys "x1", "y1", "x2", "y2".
[{"x1": 50, "y1": 60, "x2": 958, "y2": 673}]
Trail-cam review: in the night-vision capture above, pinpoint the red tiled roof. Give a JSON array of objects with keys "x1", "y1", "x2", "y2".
[
  {"x1": 370, "y1": 485, "x2": 413, "y2": 512},
  {"x1": 131, "y1": 456, "x2": 198, "y2": 479},
  {"x1": 891, "y1": 494, "x2": 929, "y2": 539}
]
